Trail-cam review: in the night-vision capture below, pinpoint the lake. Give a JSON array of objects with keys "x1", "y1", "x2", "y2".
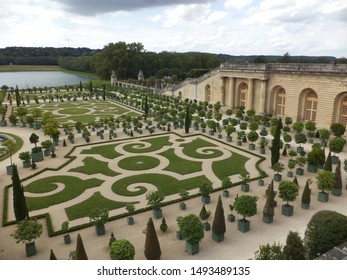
[{"x1": 0, "y1": 71, "x2": 93, "y2": 89}]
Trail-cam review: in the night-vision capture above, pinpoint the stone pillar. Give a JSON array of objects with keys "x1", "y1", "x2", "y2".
[
  {"x1": 247, "y1": 78, "x2": 254, "y2": 110},
  {"x1": 228, "y1": 77, "x2": 235, "y2": 108},
  {"x1": 259, "y1": 79, "x2": 267, "y2": 114},
  {"x1": 220, "y1": 77, "x2": 225, "y2": 105}
]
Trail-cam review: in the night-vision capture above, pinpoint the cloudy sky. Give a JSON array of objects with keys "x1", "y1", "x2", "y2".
[{"x1": 1, "y1": 0, "x2": 346, "y2": 57}]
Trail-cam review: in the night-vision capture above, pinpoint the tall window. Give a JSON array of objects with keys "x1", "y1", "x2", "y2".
[
  {"x1": 205, "y1": 85, "x2": 211, "y2": 102},
  {"x1": 304, "y1": 91, "x2": 318, "y2": 121},
  {"x1": 340, "y1": 96, "x2": 347, "y2": 126},
  {"x1": 239, "y1": 83, "x2": 248, "y2": 108},
  {"x1": 275, "y1": 88, "x2": 286, "y2": 115}
]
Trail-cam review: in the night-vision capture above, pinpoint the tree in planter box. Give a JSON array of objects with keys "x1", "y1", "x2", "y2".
[
  {"x1": 292, "y1": 121, "x2": 304, "y2": 134},
  {"x1": 234, "y1": 195, "x2": 258, "y2": 233},
  {"x1": 278, "y1": 180, "x2": 299, "y2": 217},
  {"x1": 144, "y1": 217, "x2": 161, "y2": 260},
  {"x1": 319, "y1": 128, "x2": 330, "y2": 146},
  {"x1": 11, "y1": 218, "x2": 43, "y2": 257},
  {"x1": 89, "y1": 207, "x2": 109, "y2": 235},
  {"x1": 110, "y1": 239, "x2": 135, "y2": 260},
  {"x1": 294, "y1": 133, "x2": 307, "y2": 152},
  {"x1": 239, "y1": 172, "x2": 251, "y2": 192},
  {"x1": 41, "y1": 139, "x2": 53, "y2": 156},
  {"x1": 178, "y1": 191, "x2": 189, "y2": 210},
  {"x1": 263, "y1": 183, "x2": 276, "y2": 223},
  {"x1": 125, "y1": 202, "x2": 135, "y2": 225},
  {"x1": 199, "y1": 204, "x2": 211, "y2": 231},
  {"x1": 301, "y1": 179, "x2": 312, "y2": 209},
  {"x1": 283, "y1": 134, "x2": 292, "y2": 149},
  {"x1": 177, "y1": 214, "x2": 204, "y2": 255},
  {"x1": 295, "y1": 155, "x2": 307, "y2": 175},
  {"x1": 272, "y1": 162, "x2": 284, "y2": 182},
  {"x1": 18, "y1": 151, "x2": 32, "y2": 168},
  {"x1": 307, "y1": 146, "x2": 325, "y2": 173},
  {"x1": 0, "y1": 105, "x2": 7, "y2": 125},
  {"x1": 146, "y1": 191, "x2": 164, "y2": 218},
  {"x1": 225, "y1": 124, "x2": 234, "y2": 141},
  {"x1": 333, "y1": 160, "x2": 343, "y2": 196},
  {"x1": 221, "y1": 177, "x2": 232, "y2": 197},
  {"x1": 16, "y1": 106, "x2": 28, "y2": 126},
  {"x1": 9, "y1": 113, "x2": 18, "y2": 126},
  {"x1": 329, "y1": 137, "x2": 346, "y2": 163},
  {"x1": 199, "y1": 180, "x2": 213, "y2": 203},
  {"x1": 330, "y1": 123, "x2": 346, "y2": 137},
  {"x1": 211, "y1": 195, "x2": 226, "y2": 242},
  {"x1": 2, "y1": 139, "x2": 16, "y2": 174},
  {"x1": 61, "y1": 221, "x2": 71, "y2": 244},
  {"x1": 316, "y1": 170, "x2": 335, "y2": 202},
  {"x1": 247, "y1": 131, "x2": 259, "y2": 150},
  {"x1": 305, "y1": 120, "x2": 316, "y2": 142}
]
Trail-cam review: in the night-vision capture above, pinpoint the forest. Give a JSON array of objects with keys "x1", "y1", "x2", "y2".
[{"x1": 0, "y1": 43, "x2": 345, "y2": 82}]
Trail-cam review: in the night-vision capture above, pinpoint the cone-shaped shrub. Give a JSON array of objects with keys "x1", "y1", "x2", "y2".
[
  {"x1": 301, "y1": 181, "x2": 311, "y2": 205},
  {"x1": 334, "y1": 160, "x2": 342, "y2": 190},
  {"x1": 283, "y1": 231, "x2": 306, "y2": 260},
  {"x1": 324, "y1": 151, "x2": 332, "y2": 171},
  {"x1": 75, "y1": 233, "x2": 88, "y2": 260},
  {"x1": 49, "y1": 249, "x2": 57, "y2": 260},
  {"x1": 263, "y1": 184, "x2": 275, "y2": 217},
  {"x1": 144, "y1": 217, "x2": 161, "y2": 260},
  {"x1": 12, "y1": 165, "x2": 29, "y2": 222},
  {"x1": 212, "y1": 195, "x2": 226, "y2": 236}
]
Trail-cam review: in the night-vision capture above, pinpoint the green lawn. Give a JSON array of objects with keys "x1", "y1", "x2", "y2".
[
  {"x1": 65, "y1": 192, "x2": 133, "y2": 221},
  {"x1": 69, "y1": 157, "x2": 120, "y2": 176},
  {"x1": 81, "y1": 143, "x2": 122, "y2": 159},
  {"x1": 25, "y1": 176, "x2": 104, "y2": 211},
  {"x1": 0, "y1": 133, "x2": 24, "y2": 163},
  {"x1": 118, "y1": 155, "x2": 160, "y2": 171},
  {"x1": 180, "y1": 137, "x2": 224, "y2": 159},
  {"x1": 122, "y1": 136, "x2": 172, "y2": 153},
  {"x1": 212, "y1": 151, "x2": 249, "y2": 180}
]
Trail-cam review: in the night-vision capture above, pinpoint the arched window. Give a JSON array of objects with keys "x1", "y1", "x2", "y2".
[
  {"x1": 304, "y1": 91, "x2": 318, "y2": 121},
  {"x1": 205, "y1": 85, "x2": 211, "y2": 102},
  {"x1": 239, "y1": 83, "x2": 248, "y2": 108},
  {"x1": 275, "y1": 88, "x2": 286, "y2": 115},
  {"x1": 340, "y1": 96, "x2": 347, "y2": 126}
]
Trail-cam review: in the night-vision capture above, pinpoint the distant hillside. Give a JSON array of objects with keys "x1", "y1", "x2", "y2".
[{"x1": 217, "y1": 54, "x2": 338, "y2": 64}]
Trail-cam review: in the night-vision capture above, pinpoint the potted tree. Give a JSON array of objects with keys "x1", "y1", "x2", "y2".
[
  {"x1": 332, "y1": 160, "x2": 342, "y2": 196},
  {"x1": 211, "y1": 195, "x2": 226, "y2": 242},
  {"x1": 89, "y1": 207, "x2": 109, "y2": 236},
  {"x1": 199, "y1": 204, "x2": 211, "y2": 231},
  {"x1": 316, "y1": 170, "x2": 335, "y2": 202},
  {"x1": 287, "y1": 160, "x2": 295, "y2": 177},
  {"x1": 225, "y1": 124, "x2": 233, "y2": 142},
  {"x1": 178, "y1": 191, "x2": 189, "y2": 210},
  {"x1": 305, "y1": 120, "x2": 316, "y2": 143},
  {"x1": 247, "y1": 131, "x2": 259, "y2": 150},
  {"x1": 228, "y1": 203, "x2": 235, "y2": 222},
  {"x1": 11, "y1": 218, "x2": 43, "y2": 257},
  {"x1": 272, "y1": 162, "x2": 285, "y2": 182},
  {"x1": 125, "y1": 202, "x2": 135, "y2": 225},
  {"x1": 61, "y1": 221, "x2": 71, "y2": 244},
  {"x1": 329, "y1": 137, "x2": 346, "y2": 164},
  {"x1": 160, "y1": 217, "x2": 168, "y2": 232},
  {"x1": 278, "y1": 180, "x2": 299, "y2": 217},
  {"x1": 263, "y1": 182, "x2": 276, "y2": 223},
  {"x1": 29, "y1": 133, "x2": 43, "y2": 162},
  {"x1": 0, "y1": 105, "x2": 7, "y2": 126},
  {"x1": 2, "y1": 139, "x2": 16, "y2": 175},
  {"x1": 41, "y1": 139, "x2": 53, "y2": 157},
  {"x1": 109, "y1": 239, "x2": 135, "y2": 260},
  {"x1": 294, "y1": 133, "x2": 307, "y2": 153},
  {"x1": 239, "y1": 172, "x2": 251, "y2": 192},
  {"x1": 295, "y1": 155, "x2": 307, "y2": 176},
  {"x1": 177, "y1": 214, "x2": 204, "y2": 255},
  {"x1": 258, "y1": 170, "x2": 266, "y2": 186},
  {"x1": 319, "y1": 128, "x2": 330, "y2": 147},
  {"x1": 221, "y1": 177, "x2": 232, "y2": 197},
  {"x1": 301, "y1": 179, "x2": 312, "y2": 209},
  {"x1": 199, "y1": 180, "x2": 213, "y2": 204},
  {"x1": 18, "y1": 151, "x2": 32, "y2": 168},
  {"x1": 259, "y1": 138, "x2": 268, "y2": 154},
  {"x1": 234, "y1": 195, "x2": 258, "y2": 233},
  {"x1": 283, "y1": 134, "x2": 292, "y2": 149},
  {"x1": 307, "y1": 146, "x2": 324, "y2": 173},
  {"x1": 146, "y1": 191, "x2": 164, "y2": 219}
]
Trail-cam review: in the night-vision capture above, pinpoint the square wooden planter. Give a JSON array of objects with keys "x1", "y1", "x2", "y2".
[
  {"x1": 331, "y1": 188, "x2": 342, "y2": 196},
  {"x1": 301, "y1": 202, "x2": 310, "y2": 209},
  {"x1": 212, "y1": 232, "x2": 224, "y2": 242},
  {"x1": 258, "y1": 179, "x2": 264, "y2": 186},
  {"x1": 307, "y1": 164, "x2": 318, "y2": 173},
  {"x1": 152, "y1": 208, "x2": 162, "y2": 219},
  {"x1": 127, "y1": 217, "x2": 134, "y2": 225},
  {"x1": 248, "y1": 144, "x2": 255, "y2": 150},
  {"x1": 296, "y1": 168, "x2": 304, "y2": 176},
  {"x1": 95, "y1": 224, "x2": 106, "y2": 236},
  {"x1": 237, "y1": 219, "x2": 250, "y2": 233},
  {"x1": 281, "y1": 204, "x2": 294, "y2": 217},
  {"x1": 25, "y1": 242, "x2": 37, "y2": 257},
  {"x1": 186, "y1": 241, "x2": 199, "y2": 255},
  {"x1": 223, "y1": 190, "x2": 229, "y2": 197},
  {"x1": 318, "y1": 192, "x2": 329, "y2": 202},
  {"x1": 241, "y1": 183, "x2": 250, "y2": 192},
  {"x1": 201, "y1": 195, "x2": 211, "y2": 204},
  {"x1": 228, "y1": 214, "x2": 235, "y2": 222},
  {"x1": 274, "y1": 174, "x2": 282, "y2": 182},
  {"x1": 64, "y1": 234, "x2": 71, "y2": 244},
  {"x1": 262, "y1": 214, "x2": 273, "y2": 224}
]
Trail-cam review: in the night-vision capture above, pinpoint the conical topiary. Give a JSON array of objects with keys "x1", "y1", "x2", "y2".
[
  {"x1": 324, "y1": 151, "x2": 332, "y2": 171},
  {"x1": 263, "y1": 184, "x2": 275, "y2": 218},
  {"x1": 292, "y1": 176, "x2": 299, "y2": 187},
  {"x1": 144, "y1": 217, "x2": 161, "y2": 260},
  {"x1": 199, "y1": 204, "x2": 211, "y2": 223},
  {"x1": 12, "y1": 164, "x2": 29, "y2": 222},
  {"x1": 212, "y1": 195, "x2": 226, "y2": 242},
  {"x1": 283, "y1": 231, "x2": 306, "y2": 260},
  {"x1": 75, "y1": 233, "x2": 88, "y2": 260},
  {"x1": 334, "y1": 160, "x2": 342, "y2": 190},
  {"x1": 301, "y1": 180, "x2": 311, "y2": 206},
  {"x1": 49, "y1": 249, "x2": 57, "y2": 260}
]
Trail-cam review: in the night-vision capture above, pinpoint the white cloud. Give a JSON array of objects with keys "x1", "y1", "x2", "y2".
[{"x1": 224, "y1": 0, "x2": 253, "y2": 10}]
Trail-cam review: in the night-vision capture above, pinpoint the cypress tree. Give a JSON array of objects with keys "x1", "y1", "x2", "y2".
[
  {"x1": 184, "y1": 105, "x2": 190, "y2": 134},
  {"x1": 75, "y1": 233, "x2": 88, "y2": 260},
  {"x1": 102, "y1": 84, "x2": 106, "y2": 100},
  {"x1": 144, "y1": 95, "x2": 149, "y2": 120},
  {"x1": 79, "y1": 81, "x2": 82, "y2": 91},
  {"x1": 324, "y1": 151, "x2": 332, "y2": 171},
  {"x1": 144, "y1": 217, "x2": 161, "y2": 260},
  {"x1": 212, "y1": 195, "x2": 226, "y2": 241},
  {"x1": 292, "y1": 176, "x2": 299, "y2": 188},
  {"x1": 301, "y1": 180, "x2": 311, "y2": 205},
  {"x1": 263, "y1": 184, "x2": 275, "y2": 219},
  {"x1": 49, "y1": 249, "x2": 57, "y2": 260},
  {"x1": 12, "y1": 165, "x2": 29, "y2": 222},
  {"x1": 89, "y1": 81, "x2": 93, "y2": 93},
  {"x1": 283, "y1": 231, "x2": 306, "y2": 260},
  {"x1": 15, "y1": 85, "x2": 20, "y2": 107},
  {"x1": 334, "y1": 160, "x2": 342, "y2": 190},
  {"x1": 271, "y1": 118, "x2": 282, "y2": 166}
]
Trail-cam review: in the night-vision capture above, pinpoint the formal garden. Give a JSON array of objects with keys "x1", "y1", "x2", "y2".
[{"x1": 1, "y1": 84, "x2": 347, "y2": 260}]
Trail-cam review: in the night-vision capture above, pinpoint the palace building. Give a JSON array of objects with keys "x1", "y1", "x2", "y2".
[{"x1": 167, "y1": 63, "x2": 347, "y2": 128}]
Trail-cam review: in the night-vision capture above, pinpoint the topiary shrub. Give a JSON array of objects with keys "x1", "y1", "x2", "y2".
[{"x1": 110, "y1": 239, "x2": 135, "y2": 260}]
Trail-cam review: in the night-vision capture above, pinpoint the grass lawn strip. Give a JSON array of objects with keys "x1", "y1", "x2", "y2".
[
  {"x1": 81, "y1": 143, "x2": 122, "y2": 159},
  {"x1": 160, "y1": 148, "x2": 202, "y2": 175},
  {"x1": 68, "y1": 157, "x2": 120, "y2": 176},
  {"x1": 212, "y1": 151, "x2": 249, "y2": 180},
  {"x1": 0, "y1": 133, "x2": 24, "y2": 163},
  {"x1": 118, "y1": 155, "x2": 161, "y2": 171},
  {"x1": 25, "y1": 176, "x2": 104, "y2": 211},
  {"x1": 180, "y1": 137, "x2": 223, "y2": 159},
  {"x1": 65, "y1": 192, "x2": 134, "y2": 221},
  {"x1": 122, "y1": 136, "x2": 172, "y2": 153}
]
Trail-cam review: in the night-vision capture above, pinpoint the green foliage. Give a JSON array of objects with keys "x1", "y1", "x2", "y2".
[
  {"x1": 145, "y1": 218, "x2": 161, "y2": 260},
  {"x1": 199, "y1": 180, "x2": 213, "y2": 197},
  {"x1": 283, "y1": 133, "x2": 292, "y2": 144},
  {"x1": 110, "y1": 239, "x2": 135, "y2": 260},
  {"x1": 254, "y1": 243, "x2": 284, "y2": 260},
  {"x1": 301, "y1": 181, "x2": 311, "y2": 204},
  {"x1": 234, "y1": 195, "x2": 258, "y2": 220},
  {"x1": 11, "y1": 218, "x2": 42, "y2": 244},
  {"x1": 263, "y1": 183, "x2": 275, "y2": 217},
  {"x1": 294, "y1": 133, "x2": 307, "y2": 146},
  {"x1": 316, "y1": 170, "x2": 335, "y2": 193},
  {"x1": 319, "y1": 128, "x2": 331, "y2": 141},
  {"x1": 125, "y1": 202, "x2": 135, "y2": 215},
  {"x1": 247, "y1": 131, "x2": 259, "y2": 143},
  {"x1": 199, "y1": 204, "x2": 211, "y2": 221},
  {"x1": 283, "y1": 231, "x2": 306, "y2": 260},
  {"x1": 50, "y1": 249, "x2": 58, "y2": 260},
  {"x1": 212, "y1": 195, "x2": 226, "y2": 235},
  {"x1": 278, "y1": 180, "x2": 299, "y2": 205},
  {"x1": 88, "y1": 207, "x2": 109, "y2": 226},
  {"x1": 184, "y1": 105, "x2": 190, "y2": 134},
  {"x1": 304, "y1": 210, "x2": 347, "y2": 259},
  {"x1": 334, "y1": 160, "x2": 342, "y2": 190},
  {"x1": 178, "y1": 214, "x2": 204, "y2": 244},
  {"x1": 307, "y1": 146, "x2": 325, "y2": 165},
  {"x1": 271, "y1": 162, "x2": 285, "y2": 174},
  {"x1": 324, "y1": 151, "x2": 332, "y2": 171},
  {"x1": 11, "y1": 164, "x2": 29, "y2": 222},
  {"x1": 329, "y1": 137, "x2": 346, "y2": 154},
  {"x1": 160, "y1": 217, "x2": 168, "y2": 232},
  {"x1": 330, "y1": 123, "x2": 346, "y2": 137},
  {"x1": 292, "y1": 121, "x2": 304, "y2": 133},
  {"x1": 271, "y1": 118, "x2": 282, "y2": 166},
  {"x1": 146, "y1": 191, "x2": 164, "y2": 209},
  {"x1": 18, "y1": 151, "x2": 31, "y2": 162},
  {"x1": 221, "y1": 177, "x2": 232, "y2": 189}
]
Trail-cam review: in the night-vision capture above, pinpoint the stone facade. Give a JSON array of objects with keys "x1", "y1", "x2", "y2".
[{"x1": 169, "y1": 63, "x2": 347, "y2": 128}]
